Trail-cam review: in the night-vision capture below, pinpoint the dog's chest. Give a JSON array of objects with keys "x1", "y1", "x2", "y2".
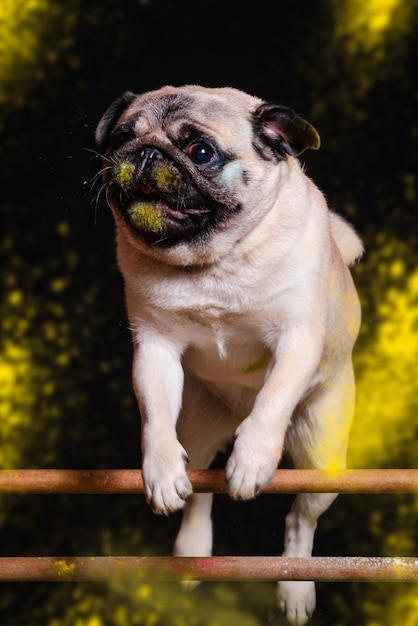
[{"x1": 181, "y1": 311, "x2": 271, "y2": 391}]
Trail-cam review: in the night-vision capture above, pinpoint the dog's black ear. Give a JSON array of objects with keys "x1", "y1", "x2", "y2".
[
  {"x1": 254, "y1": 103, "x2": 320, "y2": 157},
  {"x1": 95, "y1": 91, "x2": 136, "y2": 152}
]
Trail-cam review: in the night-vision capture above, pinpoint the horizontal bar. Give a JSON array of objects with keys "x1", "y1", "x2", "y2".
[
  {"x1": 0, "y1": 469, "x2": 417, "y2": 494},
  {"x1": 0, "y1": 556, "x2": 416, "y2": 583}
]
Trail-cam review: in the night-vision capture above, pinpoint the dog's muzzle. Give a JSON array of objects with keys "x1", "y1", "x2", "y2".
[
  {"x1": 106, "y1": 147, "x2": 225, "y2": 245},
  {"x1": 136, "y1": 147, "x2": 163, "y2": 176}
]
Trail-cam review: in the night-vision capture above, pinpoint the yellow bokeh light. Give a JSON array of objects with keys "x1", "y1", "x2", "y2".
[
  {"x1": 349, "y1": 264, "x2": 418, "y2": 468},
  {"x1": 0, "y1": 342, "x2": 33, "y2": 469},
  {"x1": 364, "y1": 0, "x2": 400, "y2": 33},
  {"x1": 0, "y1": 0, "x2": 46, "y2": 105},
  {"x1": 333, "y1": 0, "x2": 411, "y2": 52},
  {"x1": 0, "y1": 0, "x2": 80, "y2": 116}
]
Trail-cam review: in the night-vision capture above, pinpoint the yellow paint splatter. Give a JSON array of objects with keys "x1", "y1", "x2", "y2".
[
  {"x1": 53, "y1": 559, "x2": 76, "y2": 579},
  {"x1": 242, "y1": 353, "x2": 270, "y2": 374},
  {"x1": 128, "y1": 202, "x2": 164, "y2": 234},
  {"x1": 391, "y1": 557, "x2": 409, "y2": 579}
]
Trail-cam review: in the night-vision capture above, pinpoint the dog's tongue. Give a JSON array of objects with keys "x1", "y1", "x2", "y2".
[{"x1": 140, "y1": 182, "x2": 152, "y2": 194}]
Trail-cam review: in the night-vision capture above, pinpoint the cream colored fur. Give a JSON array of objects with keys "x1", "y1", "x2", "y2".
[{"x1": 98, "y1": 85, "x2": 363, "y2": 626}]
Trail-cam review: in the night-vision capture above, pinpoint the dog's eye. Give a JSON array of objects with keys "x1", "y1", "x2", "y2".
[
  {"x1": 187, "y1": 141, "x2": 215, "y2": 165},
  {"x1": 110, "y1": 122, "x2": 134, "y2": 150}
]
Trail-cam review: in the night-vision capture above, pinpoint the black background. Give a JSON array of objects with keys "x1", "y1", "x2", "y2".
[{"x1": 0, "y1": 1, "x2": 417, "y2": 624}]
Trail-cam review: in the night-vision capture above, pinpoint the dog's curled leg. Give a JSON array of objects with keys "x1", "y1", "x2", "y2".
[{"x1": 226, "y1": 325, "x2": 323, "y2": 501}]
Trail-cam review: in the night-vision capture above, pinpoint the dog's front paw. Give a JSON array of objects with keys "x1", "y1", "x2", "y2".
[
  {"x1": 142, "y1": 442, "x2": 192, "y2": 515},
  {"x1": 225, "y1": 421, "x2": 283, "y2": 500},
  {"x1": 277, "y1": 581, "x2": 316, "y2": 626}
]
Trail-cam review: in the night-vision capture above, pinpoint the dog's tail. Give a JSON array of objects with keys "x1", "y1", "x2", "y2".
[{"x1": 329, "y1": 211, "x2": 364, "y2": 267}]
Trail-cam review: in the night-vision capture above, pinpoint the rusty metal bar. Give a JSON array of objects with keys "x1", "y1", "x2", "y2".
[
  {"x1": 0, "y1": 472, "x2": 416, "y2": 586},
  {"x1": 0, "y1": 469, "x2": 417, "y2": 494},
  {"x1": 0, "y1": 556, "x2": 416, "y2": 583}
]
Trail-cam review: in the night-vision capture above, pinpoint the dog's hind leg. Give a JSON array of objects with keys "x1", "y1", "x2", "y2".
[
  {"x1": 174, "y1": 373, "x2": 236, "y2": 568},
  {"x1": 277, "y1": 360, "x2": 356, "y2": 626}
]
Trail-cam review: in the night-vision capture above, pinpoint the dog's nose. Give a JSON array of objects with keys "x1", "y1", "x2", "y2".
[{"x1": 136, "y1": 147, "x2": 163, "y2": 175}]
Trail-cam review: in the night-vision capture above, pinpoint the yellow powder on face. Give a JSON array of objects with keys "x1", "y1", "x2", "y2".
[
  {"x1": 128, "y1": 202, "x2": 164, "y2": 234},
  {"x1": 114, "y1": 161, "x2": 135, "y2": 189},
  {"x1": 152, "y1": 163, "x2": 180, "y2": 191}
]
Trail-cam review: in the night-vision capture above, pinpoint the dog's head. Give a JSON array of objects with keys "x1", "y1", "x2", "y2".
[{"x1": 96, "y1": 85, "x2": 320, "y2": 264}]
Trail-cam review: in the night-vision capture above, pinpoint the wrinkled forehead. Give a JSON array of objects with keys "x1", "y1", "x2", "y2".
[{"x1": 120, "y1": 86, "x2": 261, "y2": 144}]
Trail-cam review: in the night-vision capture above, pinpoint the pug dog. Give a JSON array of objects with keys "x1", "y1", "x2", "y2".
[{"x1": 96, "y1": 85, "x2": 363, "y2": 626}]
